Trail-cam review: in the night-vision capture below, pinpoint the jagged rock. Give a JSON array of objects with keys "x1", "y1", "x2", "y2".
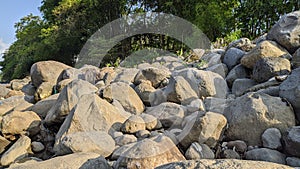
[
  {"x1": 54, "y1": 94, "x2": 128, "y2": 155},
  {"x1": 121, "y1": 115, "x2": 146, "y2": 134},
  {"x1": 155, "y1": 159, "x2": 293, "y2": 169},
  {"x1": 79, "y1": 156, "x2": 112, "y2": 169},
  {"x1": 253, "y1": 57, "x2": 291, "y2": 83},
  {"x1": 292, "y1": 48, "x2": 300, "y2": 68},
  {"x1": 10, "y1": 77, "x2": 30, "y2": 91},
  {"x1": 56, "y1": 79, "x2": 73, "y2": 92},
  {"x1": 232, "y1": 78, "x2": 257, "y2": 96},
  {"x1": 0, "y1": 96, "x2": 31, "y2": 116},
  {"x1": 245, "y1": 148, "x2": 286, "y2": 165},
  {"x1": 31, "y1": 94, "x2": 59, "y2": 119},
  {"x1": 227, "y1": 38, "x2": 255, "y2": 52},
  {"x1": 21, "y1": 84, "x2": 36, "y2": 96},
  {"x1": 0, "y1": 136, "x2": 11, "y2": 154},
  {"x1": 0, "y1": 85, "x2": 10, "y2": 98},
  {"x1": 206, "y1": 63, "x2": 228, "y2": 79},
  {"x1": 31, "y1": 141, "x2": 45, "y2": 153},
  {"x1": 282, "y1": 126, "x2": 300, "y2": 157},
  {"x1": 149, "y1": 89, "x2": 168, "y2": 106},
  {"x1": 152, "y1": 56, "x2": 186, "y2": 71},
  {"x1": 103, "y1": 82, "x2": 144, "y2": 114},
  {"x1": 226, "y1": 140, "x2": 247, "y2": 154},
  {"x1": 286, "y1": 157, "x2": 300, "y2": 167},
  {"x1": 241, "y1": 41, "x2": 290, "y2": 69},
  {"x1": 134, "y1": 67, "x2": 171, "y2": 88},
  {"x1": 114, "y1": 68, "x2": 140, "y2": 83},
  {"x1": 34, "y1": 81, "x2": 53, "y2": 101},
  {"x1": 200, "y1": 53, "x2": 222, "y2": 68},
  {"x1": 134, "y1": 80, "x2": 156, "y2": 106},
  {"x1": 178, "y1": 111, "x2": 227, "y2": 149},
  {"x1": 113, "y1": 135, "x2": 185, "y2": 169},
  {"x1": 220, "y1": 149, "x2": 240, "y2": 159},
  {"x1": 203, "y1": 97, "x2": 230, "y2": 114},
  {"x1": 279, "y1": 68, "x2": 300, "y2": 121},
  {"x1": 2, "y1": 111, "x2": 41, "y2": 137},
  {"x1": 139, "y1": 114, "x2": 162, "y2": 131},
  {"x1": 115, "y1": 134, "x2": 137, "y2": 146},
  {"x1": 45, "y1": 79, "x2": 98, "y2": 124},
  {"x1": 262, "y1": 128, "x2": 282, "y2": 150},
  {"x1": 226, "y1": 64, "x2": 251, "y2": 87},
  {"x1": 184, "y1": 99, "x2": 205, "y2": 114},
  {"x1": 1, "y1": 135, "x2": 31, "y2": 166},
  {"x1": 224, "y1": 92, "x2": 295, "y2": 146},
  {"x1": 267, "y1": 11, "x2": 300, "y2": 54},
  {"x1": 223, "y1": 47, "x2": 245, "y2": 70},
  {"x1": 185, "y1": 142, "x2": 215, "y2": 160}
]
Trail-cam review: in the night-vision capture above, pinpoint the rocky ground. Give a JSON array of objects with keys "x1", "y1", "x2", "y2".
[{"x1": 0, "y1": 11, "x2": 299, "y2": 169}]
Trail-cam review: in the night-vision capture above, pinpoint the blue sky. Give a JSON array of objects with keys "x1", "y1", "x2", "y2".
[{"x1": 0, "y1": 1, "x2": 42, "y2": 55}]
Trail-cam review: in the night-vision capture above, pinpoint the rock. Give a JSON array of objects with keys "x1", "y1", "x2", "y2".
[
  {"x1": 149, "y1": 89, "x2": 167, "y2": 106},
  {"x1": 178, "y1": 111, "x2": 227, "y2": 149},
  {"x1": 136, "y1": 130, "x2": 151, "y2": 139},
  {"x1": 173, "y1": 68, "x2": 228, "y2": 99},
  {"x1": 164, "y1": 76, "x2": 198, "y2": 105},
  {"x1": 185, "y1": 142, "x2": 215, "y2": 160},
  {"x1": 203, "y1": 97, "x2": 230, "y2": 114},
  {"x1": 226, "y1": 64, "x2": 251, "y2": 87},
  {"x1": 2, "y1": 111, "x2": 41, "y2": 137},
  {"x1": 45, "y1": 79, "x2": 98, "y2": 124},
  {"x1": 253, "y1": 57, "x2": 291, "y2": 83},
  {"x1": 286, "y1": 157, "x2": 300, "y2": 167},
  {"x1": 206, "y1": 63, "x2": 228, "y2": 79},
  {"x1": 226, "y1": 140, "x2": 247, "y2": 153},
  {"x1": 220, "y1": 149, "x2": 240, "y2": 159},
  {"x1": 279, "y1": 68, "x2": 300, "y2": 121},
  {"x1": 0, "y1": 85, "x2": 10, "y2": 98},
  {"x1": 282, "y1": 126, "x2": 300, "y2": 157},
  {"x1": 31, "y1": 94, "x2": 59, "y2": 119},
  {"x1": 8, "y1": 152, "x2": 100, "y2": 169},
  {"x1": 227, "y1": 38, "x2": 255, "y2": 52},
  {"x1": 60, "y1": 131, "x2": 115, "y2": 157},
  {"x1": 224, "y1": 92, "x2": 295, "y2": 146},
  {"x1": 267, "y1": 11, "x2": 300, "y2": 54},
  {"x1": 262, "y1": 128, "x2": 282, "y2": 150},
  {"x1": 56, "y1": 79, "x2": 73, "y2": 92},
  {"x1": 155, "y1": 159, "x2": 293, "y2": 169},
  {"x1": 184, "y1": 99, "x2": 205, "y2": 114},
  {"x1": 200, "y1": 53, "x2": 222, "y2": 68},
  {"x1": 79, "y1": 156, "x2": 112, "y2": 169},
  {"x1": 245, "y1": 148, "x2": 286, "y2": 165},
  {"x1": 31, "y1": 142, "x2": 45, "y2": 153},
  {"x1": 146, "y1": 102, "x2": 184, "y2": 128},
  {"x1": 34, "y1": 82, "x2": 53, "y2": 101},
  {"x1": 152, "y1": 56, "x2": 186, "y2": 71},
  {"x1": 1, "y1": 135, "x2": 31, "y2": 166},
  {"x1": 139, "y1": 114, "x2": 161, "y2": 131},
  {"x1": 114, "y1": 68, "x2": 140, "y2": 83},
  {"x1": 134, "y1": 80, "x2": 156, "y2": 106},
  {"x1": 241, "y1": 41, "x2": 290, "y2": 69},
  {"x1": 11, "y1": 78, "x2": 30, "y2": 91},
  {"x1": 0, "y1": 96, "x2": 31, "y2": 116},
  {"x1": 134, "y1": 67, "x2": 171, "y2": 88},
  {"x1": 113, "y1": 135, "x2": 185, "y2": 169},
  {"x1": 54, "y1": 94, "x2": 128, "y2": 155},
  {"x1": 30, "y1": 61, "x2": 71, "y2": 88},
  {"x1": 103, "y1": 82, "x2": 144, "y2": 114},
  {"x1": 115, "y1": 134, "x2": 137, "y2": 146},
  {"x1": 121, "y1": 115, "x2": 146, "y2": 134},
  {"x1": 232, "y1": 78, "x2": 257, "y2": 96},
  {"x1": 0, "y1": 136, "x2": 11, "y2": 154},
  {"x1": 4, "y1": 90, "x2": 24, "y2": 99},
  {"x1": 21, "y1": 84, "x2": 36, "y2": 96},
  {"x1": 292, "y1": 48, "x2": 300, "y2": 68},
  {"x1": 257, "y1": 86, "x2": 280, "y2": 97},
  {"x1": 223, "y1": 48, "x2": 245, "y2": 70}
]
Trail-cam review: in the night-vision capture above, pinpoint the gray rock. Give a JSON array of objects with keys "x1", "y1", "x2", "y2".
[
  {"x1": 292, "y1": 48, "x2": 300, "y2": 68},
  {"x1": 31, "y1": 93, "x2": 59, "y2": 119},
  {"x1": 245, "y1": 148, "x2": 286, "y2": 165},
  {"x1": 149, "y1": 89, "x2": 168, "y2": 106},
  {"x1": 134, "y1": 67, "x2": 171, "y2": 88},
  {"x1": 185, "y1": 142, "x2": 215, "y2": 160},
  {"x1": 21, "y1": 84, "x2": 36, "y2": 96},
  {"x1": 226, "y1": 140, "x2": 247, "y2": 154},
  {"x1": 220, "y1": 149, "x2": 240, "y2": 159},
  {"x1": 206, "y1": 63, "x2": 228, "y2": 79},
  {"x1": 114, "y1": 68, "x2": 139, "y2": 83},
  {"x1": 136, "y1": 130, "x2": 151, "y2": 139},
  {"x1": 226, "y1": 64, "x2": 251, "y2": 87},
  {"x1": 121, "y1": 115, "x2": 146, "y2": 134},
  {"x1": 134, "y1": 80, "x2": 156, "y2": 106},
  {"x1": 262, "y1": 128, "x2": 282, "y2": 150},
  {"x1": 286, "y1": 157, "x2": 300, "y2": 167},
  {"x1": 224, "y1": 92, "x2": 295, "y2": 146},
  {"x1": 267, "y1": 11, "x2": 300, "y2": 54},
  {"x1": 223, "y1": 48, "x2": 245, "y2": 70},
  {"x1": 31, "y1": 141, "x2": 45, "y2": 153},
  {"x1": 257, "y1": 86, "x2": 280, "y2": 97},
  {"x1": 232, "y1": 78, "x2": 257, "y2": 96},
  {"x1": 10, "y1": 78, "x2": 30, "y2": 91},
  {"x1": 79, "y1": 156, "x2": 112, "y2": 169},
  {"x1": 253, "y1": 57, "x2": 291, "y2": 83},
  {"x1": 227, "y1": 38, "x2": 255, "y2": 52},
  {"x1": 204, "y1": 97, "x2": 230, "y2": 114},
  {"x1": 282, "y1": 126, "x2": 300, "y2": 157},
  {"x1": 200, "y1": 53, "x2": 222, "y2": 68},
  {"x1": 184, "y1": 99, "x2": 205, "y2": 114},
  {"x1": 115, "y1": 134, "x2": 137, "y2": 146}
]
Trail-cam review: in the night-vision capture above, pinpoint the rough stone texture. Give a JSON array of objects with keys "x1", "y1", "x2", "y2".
[
  {"x1": 245, "y1": 148, "x2": 286, "y2": 165},
  {"x1": 0, "y1": 85, "x2": 11, "y2": 98},
  {"x1": 121, "y1": 115, "x2": 146, "y2": 134},
  {"x1": 134, "y1": 80, "x2": 156, "y2": 106},
  {"x1": 220, "y1": 149, "x2": 240, "y2": 159},
  {"x1": 146, "y1": 102, "x2": 184, "y2": 128},
  {"x1": 164, "y1": 76, "x2": 198, "y2": 105},
  {"x1": 2, "y1": 111, "x2": 41, "y2": 137},
  {"x1": 224, "y1": 92, "x2": 295, "y2": 146},
  {"x1": 226, "y1": 64, "x2": 251, "y2": 87},
  {"x1": 54, "y1": 94, "x2": 129, "y2": 155},
  {"x1": 223, "y1": 47, "x2": 245, "y2": 70},
  {"x1": 185, "y1": 142, "x2": 215, "y2": 160},
  {"x1": 253, "y1": 57, "x2": 291, "y2": 83},
  {"x1": 31, "y1": 94, "x2": 59, "y2": 119},
  {"x1": 114, "y1": 68, "x2": 140, "y2": 83},
  {"x1": 56, "y1": 79, "x2": 73, "y2": 92},
  {"x1": 267, "y1": 11, "x2": 300, "y2": 54},
  {"x1": 21, "y1": 83, "x2": 36, "y2": 96},
  {"x1": 279, "y1": 67, "x2": 300, "y2": 121},
  {"x1": 136, "y1": 130, "x2": 151, "y2": 139},
  {"x1": 184, "y1": 99, "x2": 205, "y2": 115},
  {"x1": 30, "y1": 61, "x2": 71, "y2": 88},
  {"x1": 1, "y1": 135, "x2": 31, "y2": 166},
  {"x1": 173, "y1": 68, "x2": 228, "y2": 99},
  {"x1": 0, "y1": 96, "x2": 30, "y2": 116},
  {"x1": 134, "y1": 67, "x2": 171, "y2": 88},
  {"x1": 232, "y1": 78, "x2": 257, "y2": 96},
  {"x1": 149, "y1": 89, "x2": 168, "y2": 106},
  {"x1": 79, "y1": 156, "x2": 112, "y2": 169},
  {"x1": 45, "y1": 79, "x2": 98, "y2": 124},
  {"x1": 292, "y1": 48, "x2": 300, "y2": 68},
  {"x1": 115, "y1": 134, "x2": 137, "y2": 146},
  {"x1": 178, "y1": 111, "x2": 227, "y2": 149},
  {"x1": 226, "y1": 140, "x2": 247, "y2": 153},
  {"x1": 34, "y1": 81, "x2": 53, "y2": 101},
  {"x1": 0, "y1": 136, "x2": 11, "y2": 154},
  {"x1": 282, "y1": 126, "x2": 300, "y2": 157},
  {"x1": 155, "y1": 159, "x2": 293, "y2": 169},
  {"x1": 203, "y1": 97, "x2": 230, "y2": 114},
  {"x1": 114, "y1": 135, "x2": 186, "y2": 169},
  {"x1": 103, "y1": 82, "x2": 145, "y2": 114},
  {"x1": 206, "y1": 63, "x2": 228, "y2": 79},
  {"x1": 31, "y1": 141, "x2": 45, "y2": 153},
  {"x1": 9, "y1": 153, "x2": 100, "y2": 169},
  {"x1": 262, "y1": 128, "x2": 282, "y2": 150},
  {"x1": 139, "y1": 114, "x2": 161, "y2": 131},
  {"x1": 286, "y1": 157, "x2": 300, "y2": 167},
  {"x1": 241, "y1": 41, "x2": 289, "y2": 69},
  {"x1": 10, "y1": 78, "x2": 30, "y2": 91},
  {"x1": 227, "y1": 38, "x2": 256, "y2": 52}
]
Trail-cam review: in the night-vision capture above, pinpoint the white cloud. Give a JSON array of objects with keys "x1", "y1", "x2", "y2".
[{"x1": 0, "y1": 39, "x2": 10, "y2": 61}]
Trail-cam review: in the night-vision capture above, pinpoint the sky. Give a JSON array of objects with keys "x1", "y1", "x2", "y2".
[{"x1": 0, "y1": 1, "x2": 42, "y2": 56}]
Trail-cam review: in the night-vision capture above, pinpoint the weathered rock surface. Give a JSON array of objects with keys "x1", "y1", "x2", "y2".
[
  {"x1": 245, "y1": 148, "x2": 286, "y2": 165},
  {"x1": 121, "y1": 115, "x2": 146, "y2": 134},
  {"x1": 282, "y1": 126, "x2": 300, "y2": 157},
  {"x1": 262, "y1": 128, "x2": 282, "y2": 150},
  {"x1": 223, "y1": 47, "x2": 245, "y2": 70},
  {"x1": 134, "y1": 67, "x2": 171, "y2": 88},
  {"x1": 185, "y1": 142, "x2": 215, "y2": 160}
]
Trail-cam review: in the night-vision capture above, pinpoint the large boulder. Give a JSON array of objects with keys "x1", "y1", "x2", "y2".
[
  {"x1": 113, "y1": 135, "x2": 186, "y2": 169},
  {"x1": 134, "y1": 80, "x2": 156, "y2": 106},
  {"x1": 245, "y1": 148, "x2": 286, "y2": 165},
  {"x1": 241, "y1": 41, "x2": 290, "y2": 69},
  {"x1": 31, "y1": 94, "x2": 59, "y2": 119},
  {"x1": 134, "y1": 67, "x2": 171, "y2": 88},
  {"x1": 223, "y1": 47, "x2": 245, "y2": 70},
  {"x1": 226, "y1": 64, "x2": 251, "y2": 87},
  {"x1": 224, "y1": 92, "x2": 295, "y2": 146},
  {"x1": 267, "y1": 11, "x2": 300, "y2": 54},
  {"x1": 279, "y1": 67, "x2": 300, "y2": 120},
  {"x1": 282, "y1": 126, "x2": 300, "y2": 157}
]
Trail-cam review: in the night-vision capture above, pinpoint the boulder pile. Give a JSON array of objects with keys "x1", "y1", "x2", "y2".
[{"x1": 0, "y1": 11, "x2": 299, "y2": 169}]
